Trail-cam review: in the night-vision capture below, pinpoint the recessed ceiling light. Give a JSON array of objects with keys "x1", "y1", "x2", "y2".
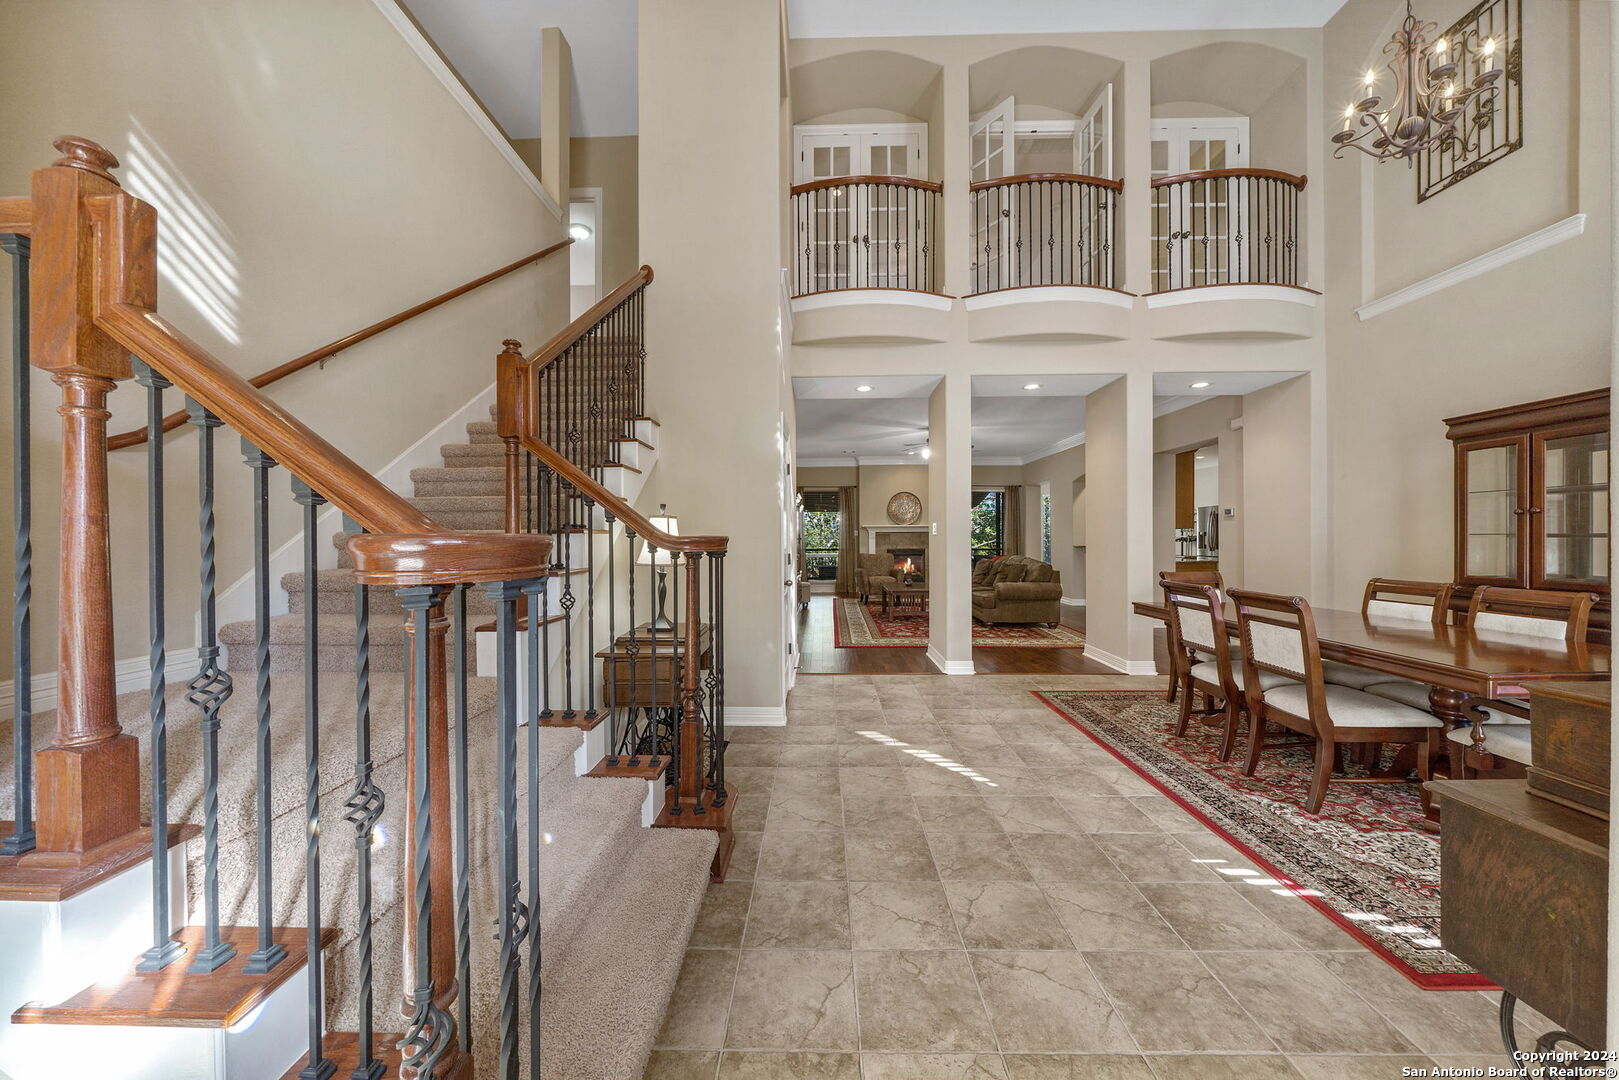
[
  {"x1": 1023, "y1": 383, "x2": 1041, "y2": 390},
  {"x1": 568, "y1": 222, "x2": 593, "y2": 241},
  {"x1": 856, "y1": 385, "x2": 873, "y2": 392},
  {"x1": 1195, "y1": 454, "x2": 1205, "y2": 460},
  {"x1": 1189, "y1": 380, "x2": 1211, "y2": 389}
]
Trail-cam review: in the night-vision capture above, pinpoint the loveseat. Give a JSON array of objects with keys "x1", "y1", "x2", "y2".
[{"x1": 971, "y1": 555, "x2": 1064, "y2": 625}]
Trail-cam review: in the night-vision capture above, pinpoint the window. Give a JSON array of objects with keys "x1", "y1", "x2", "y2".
[
  {"x1": 971, "y1": 490, "x2": 1005, "y2": 562},
  {"x1": 1041, "y1": 489, "x2": 1052, "y2": 563},
  {"x1": 799, "y1": 490, "x2": 842, "y2": 582}
]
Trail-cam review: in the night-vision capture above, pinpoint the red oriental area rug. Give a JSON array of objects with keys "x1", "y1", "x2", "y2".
[
  {"x1": 1034, "y1": 689, "x2": 1491, "y2": 990},
  {"x1": 833, "y1": 597, "x2": 1086, "y2": 649}
]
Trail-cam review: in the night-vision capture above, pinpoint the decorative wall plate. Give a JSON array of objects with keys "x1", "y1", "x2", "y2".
[{"x1": 887, "y1": 491, "x2": 923, "y2": 525}]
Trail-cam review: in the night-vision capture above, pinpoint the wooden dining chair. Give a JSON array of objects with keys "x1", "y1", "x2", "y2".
[
  {"x1": 1463, "y1": 586, "x2": 1598, "y2": 642},
  {"x1": 1321, "y1": 579, "x2": 1453, "y2": 691},
  {"x1": 1230, "y1": 589, "x2": 1445, "y2": 815},
  {"x1": 1162, "y1": 578, "x2": 1281, "y2": 761},
  {"x1": 1160, "y1": 569, "x2": 1225, "y2": 704}
]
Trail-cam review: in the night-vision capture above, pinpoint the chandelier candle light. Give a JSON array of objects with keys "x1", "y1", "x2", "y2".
[
  {"x1": 637, "y1": 504, "x2": 680, "y2": 632},
  {"x1": 1332, "y1": 0, "x2": 1502, "y2": 165}
]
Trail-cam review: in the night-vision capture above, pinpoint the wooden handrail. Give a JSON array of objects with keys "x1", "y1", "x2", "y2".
[
  {"x1": 0, "y1": 196, "x2": 30, "y2": 234},
  {"x1": 969, "y1": 172, "x2": 1122, "y2": 193},
  {"x1": 789, "y1": 175, "x2": 944, "y2": 196},
  {"x1": 527, "y1": 264, "x2": 653, "y2": 374},
  {"x1": 1151, "y1": 167, "x2": 1308, "y2": 190},
  {"x1": 107, "y1": 238, "x2": 573, "y2": 450}
]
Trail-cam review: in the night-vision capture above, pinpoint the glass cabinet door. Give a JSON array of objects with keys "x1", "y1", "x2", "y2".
[
  {"x1": 1534, "y1": 424, "x2": 1610, "y2": 588},
  {"x1": 1458, "y1": 437, "x2": 1527, "y2": 584}
]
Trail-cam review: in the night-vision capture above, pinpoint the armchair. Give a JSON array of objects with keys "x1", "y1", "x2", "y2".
[{"x1": 853, "y1": 552, "x2": 899, "y2": 603}]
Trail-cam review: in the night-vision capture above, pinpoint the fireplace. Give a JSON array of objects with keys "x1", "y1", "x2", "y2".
[{"x1": 888, "y1": 547, "x2": 926, "y2": 583}]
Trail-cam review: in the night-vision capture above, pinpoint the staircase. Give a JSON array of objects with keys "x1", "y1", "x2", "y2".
[{"x1": 1, "y1": 139, "x2": 730, "y2": 1080}]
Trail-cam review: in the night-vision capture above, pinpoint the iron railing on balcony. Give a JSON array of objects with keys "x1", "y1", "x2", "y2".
[
  {"x1": 968, "y1": 173, "x2": 1121, "y2": 294},
  {"x1": 789, "y1": 175, "x2": 943, "y2": 297},
  {"x1": 1151, "y1": 168, "x2": 1307, "y2": 292}
]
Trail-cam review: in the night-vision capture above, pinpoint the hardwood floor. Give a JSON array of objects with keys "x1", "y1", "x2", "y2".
[{"x1": 794, "y1": 594, "x2": 1116, "y2": 675}]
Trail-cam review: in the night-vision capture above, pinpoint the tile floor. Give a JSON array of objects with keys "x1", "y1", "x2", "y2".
[{"x1": 647, "y1": 673, "x2": 1543, "y2": 1080}]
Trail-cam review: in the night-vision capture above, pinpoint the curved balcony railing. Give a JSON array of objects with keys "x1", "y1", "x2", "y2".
[
  {"x1": 789, "y1": 176, "x2": 943, "y2": 297},
  {"x1": 968, "y1": 173, "x2": 1121, "y2": 294},
  {"x1": 1150, "y1": 168, "x2": 1307, "y2": 293}
]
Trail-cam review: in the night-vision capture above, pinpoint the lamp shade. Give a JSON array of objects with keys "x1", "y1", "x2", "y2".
[{"x1": 636, "y1": 515, "x2": 680, "y2": 566}]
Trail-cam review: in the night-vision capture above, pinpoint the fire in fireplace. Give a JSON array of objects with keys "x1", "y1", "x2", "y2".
[{"x1": 889, "y1": 548, "x2": 925, "y2": 582}]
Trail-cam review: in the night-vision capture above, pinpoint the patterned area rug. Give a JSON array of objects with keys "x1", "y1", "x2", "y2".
[
  {"x1": 833, "y1": 597, "x2": 1086, "y2": 649},
  {"x1": 1034, "y1": 689, "x2": 1491, "y2": 990}
]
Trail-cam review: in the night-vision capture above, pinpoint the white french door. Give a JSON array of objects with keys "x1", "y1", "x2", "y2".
[
  {"x1": 1074, "y1": 84, "x2": 1113, "y2": 179},
  {"x1": 793, "y1": 124, "x2": 927, "y2": 290},
  {"x1": 1150, "y1": 118, "x2": 1249, "y2": 291},
  {"x1": 969, "y1": 97, "x2": 1015, "y2": 289}
]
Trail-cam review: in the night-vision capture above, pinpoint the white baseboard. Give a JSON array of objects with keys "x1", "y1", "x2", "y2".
[
  {"x1": 925, "y1": 646, "x2": 976, "y2": 676},
  {"x1": 727, "y1": 706, "x2": 787, "y2": 727},
  {"x1": 1081, "y1": 644, "x2": 1158, "y2": 676},
  {"x1": 1060, "y1": 597, "x2": 1086, "y2": 607},
  {"x1": 215, "y1": 383, "x2": 498, "y2": 632},
  {"x1": 0, "y1": 649, "x2": 202, "y2": 722}
]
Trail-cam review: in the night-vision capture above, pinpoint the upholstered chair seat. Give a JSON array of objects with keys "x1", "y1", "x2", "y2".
[
  {"x1": 1190, "y1": 661, "x2": 1287, "y2": 693},
  {"x1": 1446, "y1": 722, "x2": 1533, "y2": 765},
  {"x1": 1361, "y1": 679, "x2": 1436, "y2": 710},
  {"x1": 1319, "y1": 660, "x2": 1393, "y2": 690},
  {"x1": 1262, "y1": 683, "x2": 1445, "y2": 729}
]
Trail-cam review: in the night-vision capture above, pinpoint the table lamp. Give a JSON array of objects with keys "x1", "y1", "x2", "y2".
[{"x1": 636, "y1": 504, "x2": 680, "y2": 632}]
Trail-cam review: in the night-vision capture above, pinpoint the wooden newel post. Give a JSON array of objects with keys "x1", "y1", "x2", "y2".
[
  {"x1": 678, "y1": 552, "x2": 704, "y2": 810},
  {"x1": 495, "y1": 339, "x2": 524, "y2": 535},
  {"x1": 31, "y1": 137, "x2": 143, "y2": 855}
]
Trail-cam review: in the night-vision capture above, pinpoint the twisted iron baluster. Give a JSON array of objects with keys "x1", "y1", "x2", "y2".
[
  {"x1": 485, "y1": 580, "x2": 526, "y2": 1078},
  {"x1": 241, "y1": 440, "x2": 287, "y2": 975},
  {"x1": 292, "y1": 478, "x2": 334, "y2": 1080},
  {"x1": 341, "y1": 517, "x2": 383, "y2": 1080},
  {"x1": 451, "y1": 585, "x2": 473, "y2": 1056},
  {"x1": 623, "y1": 528, "x2": 640, "y2": 763},
  {"x1": 185, "y1": 397, "x2": 236, "y2": 974},
  {"x1": 397, "y1": 586, "x2": 454, "y2": 1079},
  {"x1": 604, "y1": 511, "x2": 619, "y2": 764},
  {"x1": 135, "y1": 361, "x2": 183, "y2": 970},
  {"x1": 1, "y1": 233, "x2": 34, "y2": 856},
  {"x1": 558, "y1": 483, "x2": 576, "y2": 718}
]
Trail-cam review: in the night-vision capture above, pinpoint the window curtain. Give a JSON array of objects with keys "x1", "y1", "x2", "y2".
[
  {"x1": 1003, "y1": 486, "x2": 1023, "y2": 556},
  {"x1": 836, "y1": 485, "x2": 859, "y2": 596}
]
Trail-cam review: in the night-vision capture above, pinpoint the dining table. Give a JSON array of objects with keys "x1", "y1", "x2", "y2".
[{"x1": 1132, "y1": 599, "x2": 1611, "y2": 827}]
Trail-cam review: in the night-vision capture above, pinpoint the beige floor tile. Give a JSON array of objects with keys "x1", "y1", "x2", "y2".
[
  {"x1": 657, "y1": 949, "x2": 740, "y2": 1048},
  {"x1": 1285, "y1": 1056, "x2": 1445, "y2": 1080},
  {"x1": 926, "y1": 833, "x2": 1034, "y2": 881},
  {"x1": 765, "y1": 793, "x2": 844, "y2": 832},
  {"x1": 1000, "y1": 1055, "x2": 1155, "y2": 1080},
  {"x1": 842, "y1": 795, "x2": 922, "y2": 831},
  {"x1": 1052, "y1": 796, "x2": 1164, "y2": 834},
  {"x1": 1008, "y1": 834, "x2": 1127, "y2": 883},
  {"x1": 777, "y1": 745, "x2": 840, "y2": 768},
  {"x1": 643, "y1": 1050, "x2": 722, "y2": 1080},
  {"x1": 727, "y1": 830, "x2": 763, "y2": 881},
  {"x1": 845, "y1": 828, "x2": 940, "y2": 881},
  {"x1": 1136, "y1": 883, "x2": 1301, "y2": 951},
  {"x1": 769, "y1": 766, "x2": 841, "y2": 795},
  {"x1": 916, "y1": 796, "x2": 1004, "y2": 834},
  {"x1": 1039, "y1": 883, "x2": 1186, "y2": 951},
  {"x1": 970, "y1": 766, "x2": 1057, "y2": 797},
  {"x1": 690, "y1": 881, "x2": 753, "y2": 947},
  {"x1": 725, "y1": 950, "x2": 857, "y2": 1051},
  {"x1": 1197, "y1": 951, "x2": 1420, "y2": 1054},
  {"x1": 728, "y1": 744, "x2": 785, "y2": 768},
  {"x1": 726, "y1": 766, "x2": 779, "y2": 795},
  {"x1": 757, "y1": 831, "x2": 848, "y2": 881},
  {"x1": 1081, "y1": 951, "x2": 1272, "y2": 1053},
  {"x1": 853, "y1": 950, "x2": 999, "y2": 1052},
  {"x1": 780, "y1": 725, "x2": 841, "y2": 745},
  {"x1": 970, "y1": 950, "x2": 1137, "y2": 1052},
  {"x1": 1229, "y1": 881, "x2": 1362, "y2": 952},
  {"x1": 715, "y1": 1051, "x2": 860, "y2": 1078},
  {"x1": 1090, "y1": 834, "x2": 1226, "y2": 882},
  {"x1": 1125, "y1": 795, "x2": 1208, "y2": 834},
  {"x1": 905, "y1": 766, "x2": 991, "y2": 796},
  {"x1": 837, "y1": 766, "x2": 910, "y2": 799},
  {"x1": 1317, "y1": 953, "x2": 1517, "y2": 1054},
  {"x1": 981, "y1": 797, "x2": 1079, "y2": 834},
  {"x1": 743, "y1": 881, "x2": 851, "y2": 949},
  {"x1": 945, "y1": 881, "x2": 1073, "y2": 950},
  {"x1": 731, "y1": 796, "x2": 769, "y2": 832},
  {"x1": 860, "y1": 1053, "x2": 1008, "y2": 1079},
  {"x1": 848, "y1": 881, "x2": 961, "y2": 950},
  {"x1": 1146, "y1": 1055, "x2": 1305, "y2": 1080}
]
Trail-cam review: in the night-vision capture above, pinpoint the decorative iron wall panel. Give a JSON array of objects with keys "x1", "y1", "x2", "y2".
[{"x1": 1416, "y1": 0, "x2": 1522, "y2": 202}]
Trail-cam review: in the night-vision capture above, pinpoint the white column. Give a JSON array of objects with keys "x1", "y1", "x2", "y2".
[
  {"x1": 1082, "y1": 370, "x2": 1156, "y2": 672},
  {"x1": 927, "y1": 372, "x2": 974, "y2": 674},
  {"x1": 1120, "y1": 58, "x2": 1154, "y2": 297},
  {"x1": 941, "y1": 62, "x2": 972, "y2": 300}
]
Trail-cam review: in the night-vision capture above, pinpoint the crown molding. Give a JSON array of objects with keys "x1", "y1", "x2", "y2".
[{"x1": 1356, "y1": 213, "x2": 1587, "y2": 321}]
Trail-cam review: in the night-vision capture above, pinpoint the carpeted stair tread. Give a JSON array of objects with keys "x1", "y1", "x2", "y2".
[
  {"x1": 282, "y1": 569, "x2": 499, "y2": 616},
  {"x1": 537, "y1": 774, "x2": 653, "y2": 980},
  {"x1": 534, "y1": 725, "x2": 583, "y2": 788},
  {"x1": 219, "y1": 613, "x2": 477, "y2": 672},
  {"x1": 539, "y1": 828, "x2": 717, "y2": 1080}
]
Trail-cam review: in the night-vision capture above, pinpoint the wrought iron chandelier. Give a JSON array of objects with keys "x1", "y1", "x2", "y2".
[{"x1": 1332, "y1": 0, "x2": 1503, "y2": 164}]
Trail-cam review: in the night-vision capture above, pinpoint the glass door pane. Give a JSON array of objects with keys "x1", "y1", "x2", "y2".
[
  {"x1": 1462, "y1": 441, "x2": 1523, "y2": 581},
  {"x1": 1537, "y1": 427, "x2": 1610, "y2": 586}
]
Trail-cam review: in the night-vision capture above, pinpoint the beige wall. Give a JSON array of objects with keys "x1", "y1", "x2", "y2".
[
  {"x1": 1321, "y1": 0, "x2": 1612, "y2": 607},
  {"x1": 514, "y1": 135, "x2": 642, "y2": 289},
  {"x1": 0, "y1": 0, "x2": 566, "y2": 677},
  {"x1": 642, "y1": 0, "x2": 789, "y2": 709},
  {"x1": 1019, "y1": 444, "x2": 1087, "y2": 599},
  {"x1": 1240, "y1": 375, "x2": 1316, "y2": 595},
  {"x1": 857, "y1": 465, "x2": 931, "y2": 526}
]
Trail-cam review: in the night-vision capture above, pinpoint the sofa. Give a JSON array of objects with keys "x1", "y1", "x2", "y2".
[
  {"x1": 971, "y1": 555, "x2": 1064, "y2": 625},
  {"x1": 854, "y1": 553, "x2": 899, "y2": 603}
]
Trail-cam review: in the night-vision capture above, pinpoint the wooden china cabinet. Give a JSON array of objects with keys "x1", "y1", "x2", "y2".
[{"x1": 1445, "y1": 389, "x2": 1610, "y2": 638}]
